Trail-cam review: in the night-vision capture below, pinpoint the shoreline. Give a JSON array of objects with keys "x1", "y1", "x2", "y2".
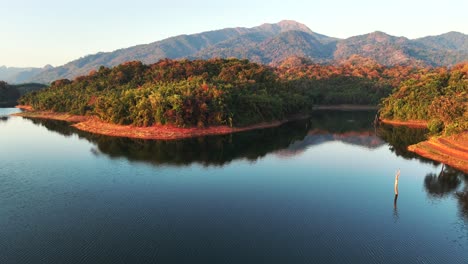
[
  {"x1": 381, "y1": 117, "x2": 468, "y2": 173},
  {"x1": 12, "y1": 107, "x2": 308, "y2": 140},
  {"x1": 408, "y1": 133, "x2": 468, "y2": 173},
  {"x1": 16, "y1": 105, "x2": 34, "y2": 111},
  {"x1": 380, "y1": 118, "x2": 428, "y2": 128}
]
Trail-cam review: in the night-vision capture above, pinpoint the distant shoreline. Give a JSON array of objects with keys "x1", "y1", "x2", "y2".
[
  {"x1": 13, "y1": 106, "x2": 308, "y2": 140},
  {"x1": 381, "y1": 118, "x2": 468, "y2": 173}
]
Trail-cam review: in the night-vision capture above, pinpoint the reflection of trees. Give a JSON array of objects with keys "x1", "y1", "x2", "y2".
[
  {"x1": 24, "y1": 110, "x2": 407, "y2": 167},
  {"x1": 24, "y1": 110, "x2": 443, "y2": 169},
  {"x1": 424, "y1": 165, "x2": 462, "y2": 198},
  {"x1": 456, "y1": 174, "x2": 468, "y2": 220},
  {"x1": 24, "y1": 118, "x2": 310, "y2": 167},
  {"x1": 456, "y1": 191, "x2": 468, "y2": 219},
  {"x1": 423, "y1": 165, "x2": 468, "y2": 220},
  {"x1": 308, "y1": 110, "x2": 376, "y2": 133},
  {"x1": 377, "y1": 124, "x2": 437, "y2": 164},
  {"x1": 28, "y1": 118, "x2": 75, "y2": 136}
]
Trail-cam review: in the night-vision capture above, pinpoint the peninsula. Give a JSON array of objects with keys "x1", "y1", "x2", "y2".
[{"x1": 380, "y1": 63, "x2": 468, "y2": 172}]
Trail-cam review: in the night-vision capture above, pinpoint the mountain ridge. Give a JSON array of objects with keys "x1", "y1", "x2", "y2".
[{"x1": 4, "y1": 20, "x2": 467, "y2": 83}]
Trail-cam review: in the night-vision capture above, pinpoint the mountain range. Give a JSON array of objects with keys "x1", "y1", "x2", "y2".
[
  {"x1": 0, "y1": 65, "x2": 52, "y2": 84},
  {"x1": 4, "y1": 20, "x2": 468, "y2": 84}
]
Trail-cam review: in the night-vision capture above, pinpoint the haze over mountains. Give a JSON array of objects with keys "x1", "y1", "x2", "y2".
[
  {"x1": 0, "y1": 65, "x2": 52, "y2": 84},
  {"x1": 4, "y1": 20, "x2": 468, "y2": 84}
]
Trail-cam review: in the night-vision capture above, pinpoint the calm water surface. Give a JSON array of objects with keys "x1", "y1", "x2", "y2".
[{"x1": 0, "y1": 108, "x2": 467, "y2": 263}]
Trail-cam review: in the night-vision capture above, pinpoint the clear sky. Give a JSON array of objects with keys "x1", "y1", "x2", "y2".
[{"x1": 2, "y1": 0, "x2": 467, "y2": 67}]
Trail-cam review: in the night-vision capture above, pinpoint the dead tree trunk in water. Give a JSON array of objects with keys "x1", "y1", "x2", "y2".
[{"x1": 394, "y1": 169, "x2": 400, "y2": 196}]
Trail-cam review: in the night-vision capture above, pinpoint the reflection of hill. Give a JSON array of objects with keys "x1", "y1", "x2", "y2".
[
  {"x1": 276, "y1": 110, "x2": 383, "y2": 157},
  {"x1": 276, "y1": 130, "x2": 385, "y2": 157}
]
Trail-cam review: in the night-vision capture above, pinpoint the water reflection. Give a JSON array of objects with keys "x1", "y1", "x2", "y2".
[
  {"x1": 424, "y1": 165, "x2": 462, "y2": 198},
  {"x1": 455, "y1": 174, "x2": 468, "y2": 220},
  {"x1": 277, "y1": 130, "x2": 385, "y2": 156},
  {"x1": 306, "y1": 110, "x2": 377, "y2": 133},
  {"x1": 22, "y1": 111, "x2": 387, "y2": 167},
  {"x1": 25, "y1": 118, "x2": 310, "y2": 166},
  {"x1": 21, "y1": 110, "x2": 444, "y2": 168},
  {"x1": 423, "y1": 165, "x2": 468, "y2": 220},
  {"x1": 377, "y1": 124, "x2": 437, "y2": 164},
  {"x1": 456, "y1": 190, "x2": 468, "y2": 220},
  {"x1": 393, "y1": 194, "x2": 399, "y2": 223}
]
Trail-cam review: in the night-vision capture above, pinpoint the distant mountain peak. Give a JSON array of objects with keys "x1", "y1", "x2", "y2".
[
  {"x1": 367, "y1": 31, "x2": 394, "y2": 41},
  {"x1": 257, "y1": 20, "x2": 314, "y2": 35},
  {"x1": 277, "y1": 20, "x2": 311, "y2": 29},
  {"x1": 369, "y1": 30, "x2": 389, "y2": 35},
  {"x1": 43, "y1": 64, "x2": 54, "y2": 70}
]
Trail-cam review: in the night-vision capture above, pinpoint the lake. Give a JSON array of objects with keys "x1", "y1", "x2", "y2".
[{"x1": 1, "y1": 108, "x2": 467, "y2": 263}]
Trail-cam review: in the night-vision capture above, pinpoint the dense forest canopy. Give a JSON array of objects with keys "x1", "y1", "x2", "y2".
[
  {"x1": 20, "y1": 58, "x2": 460, "y2": 128},
  {"x1": 380, "y1": 63, "x2": 468, "y2": 134},
  {"x1": 21, "y1": 59, "x2": 312, "y2": 127}
]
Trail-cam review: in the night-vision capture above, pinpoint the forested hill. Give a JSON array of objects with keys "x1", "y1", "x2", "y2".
[
  {"x1": 20, "y1": 58, "x2": 430, "y2": 128},
  {"x1": 26, "y1": 20, "x2": 467, "y2": 83},
  {"x1": 380, "y1": 63, "x2": 468, "y2": 135},
  {"x1": 21, "y1": 59, "x2": 314, "y2": 127}
]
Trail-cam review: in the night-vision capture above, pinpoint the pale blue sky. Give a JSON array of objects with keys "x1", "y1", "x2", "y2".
[{"x1": 2, "y1": 0, "x2": 467, "y2": 67}]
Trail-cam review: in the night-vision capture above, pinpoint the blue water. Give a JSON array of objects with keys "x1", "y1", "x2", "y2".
[{"x1": 0, "y1": 108, "x2": 467, "y2": 263}]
